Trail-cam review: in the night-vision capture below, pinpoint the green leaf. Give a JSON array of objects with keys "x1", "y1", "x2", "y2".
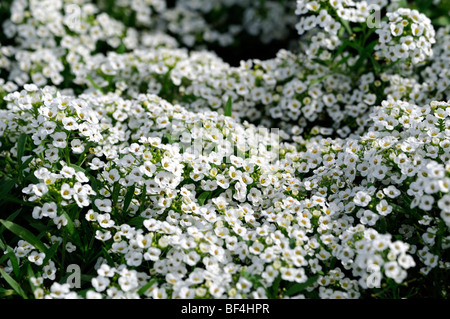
[
  {"x1": 16, "y1": 134, "x2": 27, "y2": 165},
  {"x1": 41, "y1": 243, "x2": 59, "y2": 270},
  {"x1": 127, "y1": 216, "x2": 146, "y2": 227},
  {"x1": 307, "y1": 74, "x2": 331, "y2": 88},
  {"x1": 0, "y1": 176, "x2": 16, "y2": 199},
  {"x1": 0, "y1": 208, "x2": 21, "y2": 227},
  {"x1": 267, "y1": 274, "x2": 282, "y2": 298},
  {"x1": 433, "y1": 16, "x2": 450, "y2": 27},
  {"x1": 27, "y1": 264, "x2": 36, "y2": 289},
  {"x1": 112, "y1": 183, "x2": 120, "y2": 206},
  {"x1": 285, "y1": 275, "x2": 319, "y2": 296},
  {"x1": 60, "y1": 208, "x2": 82, "y2": 249},
  {"x1": 116, "y1": 43, "x2": 126, "y2": 54},
  {"x1": 86, "y1": 74, "x2": 105, "y2": 94},
  {"x1": 0, "y1": 268, "x2": 28, "y2": 299},
  {"x1": 101, "y1": 246, "x2": 116, "y2": 266},
  {"x1": 6, "y1": 246, "x2": 20, "y2": 277},
  {"x1": 370, "y1": 56, "x2": 381, "y2": 74},
  {"x1": 0, "y1": 194, "x2": 35, "y2": 207},
  {"x1": 0, "y1": 288, "x2": 16, "y2": 298},
  {"x1": 164, "y1": 133, "x2": 175, "y2": 144},
  {"x1": 241, "y1": 271, "x2": 264, "y2": 289},
  {"x1": 197, "y1": 191, "x2": 212, "y2": 206},
  {"x1": 0, "y1": 208, "x2": 21, "y2": 240},
  {"x1": 289, "y1": 237, "x2": 296, "y2": 249},
  {"x1": 23, "y1": 170, "x2": 39, "y2": 185},
  {"x1": 339, "y1": 19, "x2": 353, "y2": 36},
  {"x1": 335, "y1": 39, "x2": 354, "y2": 59},
  {"x1": 122, "y1": 185, "x2": 135, "y2": 214},
  {"x1": 137, "y1": 278, "x2": 157, "y2": 296},
  {"x1": 0, "y1": 219, "x2": 47, "y2": 253},
  {"x1": 18, "y1": 156, "x2": 34, "y2": 174},
  {"x1": 224, "y1": 96, "x2": 232, "y2": 117}
]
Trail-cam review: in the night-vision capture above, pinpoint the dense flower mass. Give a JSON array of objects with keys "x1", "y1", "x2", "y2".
[
  {"x1": 375, "y1": 8, "x2": 436, "y2": 64},
  {"x1": 0, "y1": 0, "x2": 449, "y2": 299}
]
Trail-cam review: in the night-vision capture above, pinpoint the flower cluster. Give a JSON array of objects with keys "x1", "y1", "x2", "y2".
[
  {"x1": 288, "y1": 98, "x2": 450, "y2": 282},
  {"x1": 0, "y1": 0, "x2": 449, "y2": 300},
  {"x1": 1, "y1": 1, "x2": 448, "y2": 138},
  {"x1": 2, "y1": 85, "x2": 449, "y2": 299},
  {"x1": 375, "y1": 8, "x2": 436, "y2": 64},
  {"x1": 1, "y1": 87, "x2": 285, "y2": 299}
]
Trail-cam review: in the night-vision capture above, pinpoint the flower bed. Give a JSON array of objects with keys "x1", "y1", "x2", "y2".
[{"x1": 0, "y1": 0, "x2": 449, "y2": 299}]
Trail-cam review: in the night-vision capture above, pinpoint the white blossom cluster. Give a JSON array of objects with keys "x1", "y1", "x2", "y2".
[
  {"x1": 1, "y1": 0, "x2": 128, "y2": 88},
  {"x1": 375, "y1": 8, "x2": 436, "y2": 64},
  {"x1": 0, "y1": 0, "x2": 450, "y2": 300},
  {"x1": 1, "y1": 0, "x2": 448, "y2": 137},
  {"x1": 2, "y1": 86, "x2": 450, "y2": 299},
  {"x1": 294, "y1": 0, "x2": 407, "y2": 38}
]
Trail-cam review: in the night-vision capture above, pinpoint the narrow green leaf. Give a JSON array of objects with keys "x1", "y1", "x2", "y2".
[
  {"x1": 60, "y1": 208, "x2": 82, "y2": 248},
  {"x1": 122, "y1": 185, "x2": 135, "y2": 214},
  {"x1": 40, "y1": 243, "x2": 59, "y2": 270},
  {"x1": 112, "y1": 183, "x2": 120, "y2": 206},
  {"x1": 127, "y1": 216, "x2": 146, "y2": 227},
  {"x1": 0, "y1": 219, "x2": 47, "y2": 253},
  {"x1": 0, "y1": 288, "x2": 16, "y2": 298},
  {"x1": 0, "y1": 176, "x2": 16, "y2": 198},
  {"x1": 289, "y1": 237, "x2": 296, "y2": 249},
  {"x1": 365, "y1": 40, "x2": 378, "y2": 53},
  {"x1": 101, "y1": 246, "x2": 116, "y2": 266},
  {"x1": 6, "y1": 246, "x2": 20, "y2": 277},
  {"x1": 339, "y1": 19, "x2": 353, "y2": 36},
  {"x1": 18, "y1": 156, "x2": 34, "y2": 174},
  {"x1": 307, "y1": 74, "x2": 331, "y2": 88},
  {"x1": 27, "y1": 263, "x2": 36, "y2": 289},
  {"x1": 335, "y1": 39, "x2": 353, "y2": 59},
  {"x1": 16, "y1": 134, "x2": 27, "y2": 165},
  {"x1": 285, "y1": 275, "x2": 319, "y2": 296},
  {"x1": 0, "y1": 268, "x2": 28, "y2": 299},
  {"x1": 0, "y1": 194, "x2": 35, "y2": 207},
  {"x1": 0, "y1": 238, "x2": 5, "y2": 251},
  {"x1": 370, "y1": 56, "x2": 381, "y2": 74},
  {"x1": 86, "y1": 74, "x2": 105, "y2": 94},
  {"x1": 23, "y1": 170, "x2": 39, "y2": 184},
  {"x1": 0, "y1": 208, "x2": 21, "y2": 237},
  {"x1": 224, "y1": 96, "x2": 232, "y2": 117},
  {"x1": 271, "y1": 274, "x2": 282, "y2": 298},
  {"x1": 197, "y1": 191, "x2": 212, "y2": 206},
  {"x1": 137, "y1": 278, "x2": 157, "y2": 296}
]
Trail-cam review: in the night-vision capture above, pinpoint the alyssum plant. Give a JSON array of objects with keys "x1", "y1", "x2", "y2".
[{"x1": 0, "y1": 0, "x2": 449, "y2": 299}]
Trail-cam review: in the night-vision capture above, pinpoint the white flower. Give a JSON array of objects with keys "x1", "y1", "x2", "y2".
[
  {"x1": 52, "y1": 131, "x2": 68, "y2": 148},
  {"x1": 96, "y1": 213, "x2": 115, "y2": 228},
  {"x1": 376, "y1": 199, "x2": 393, "y2": 216},
  {"x1": 28, "y1": 251, "x2": 46, "y2": 266},
  {"x1": 353, "y1": 191, "x2": 372, "y2": 207},
  {"x1": 42, "y1": 202, "x2": 58, "y2": 218}
]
